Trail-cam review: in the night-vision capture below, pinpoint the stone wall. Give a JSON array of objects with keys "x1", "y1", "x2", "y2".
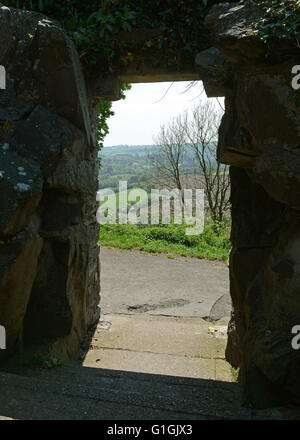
[
  {"x1": 0, "y1": 6, "x2": 100, "y2": 361},
  {"x1": 0, "y1": 0, "x2": 299, "y2": 408},
  {"x1": 203, "y1": 1, "x2": 300, "y2": 407}
]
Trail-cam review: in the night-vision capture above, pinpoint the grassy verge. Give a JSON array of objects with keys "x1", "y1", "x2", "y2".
[{"x1": 99, "y1": 220, "x2": 231, "y2": 261}]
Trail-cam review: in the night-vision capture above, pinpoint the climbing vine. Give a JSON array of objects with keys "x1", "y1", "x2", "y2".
[
  {"x1": 3, "y1": 1, "x2": 214, "y2": 151},
  {"x1": 4, "y1": 1, "x2": 300, "y2": 72},
  {"x1": 4, "y1": 1, "x2": 300, "y2": 136},
  {"x1": 3, "y1": 1, "x2": 215, "y2": 152},
  {"x1": 98, "y1": 83, "x2": 131, "y2": 157},
  {"x1": 3, "y1": 0, "x2": 213, "y2": 73},
  {"x1": 252, "y1": 0, "x2": 300, "y2": 46},
  {"x1": 251, "y1": 0, "x2": 300, "y2": 106}
]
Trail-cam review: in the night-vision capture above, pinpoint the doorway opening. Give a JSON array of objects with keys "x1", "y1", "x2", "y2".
[{"x1": 91, "y1": 81, "x2": 233, "y2": 385}]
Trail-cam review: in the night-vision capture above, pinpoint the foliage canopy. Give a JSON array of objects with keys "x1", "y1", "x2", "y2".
[
  {"x1": 3, "y1": 0, "x2": 299, "y2": 73},
  {"x1": 3, "y1": 0, "x2": 212, "y2": 73},
  {"x1": 98, "y1": 83, "x2": 131, "y2": 157},
  {"x1": 252, "y1": 0, "x2": 300, "y2": 46},
  {"x1": 3, "y1": 1, "x2": 299, "y2": 143}
]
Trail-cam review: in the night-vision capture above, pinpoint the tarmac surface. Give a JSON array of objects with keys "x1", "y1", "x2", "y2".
[{"x1": 100, "y1": 247, "x2": 231, "y2": 319}]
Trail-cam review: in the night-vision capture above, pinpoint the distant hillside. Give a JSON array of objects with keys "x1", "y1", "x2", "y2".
[
  {"x1": 103, "y1": 144, "x2": 154, "y2": 150},
  {"x1": 98, "y1": 145, "x2": 155, "y2": 190},
  {"x1": 98, "y1": 143, "x2": 217, "y2": 191}
]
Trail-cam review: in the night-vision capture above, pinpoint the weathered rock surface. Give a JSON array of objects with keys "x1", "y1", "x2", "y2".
[
  {"x1": 195, "y1": 47, "x2": 232, "y2": 98},
  {"x1": 205, "y1": 1, "x2": 300, "y2": 407},
  {"x1": 0, "y1": 0, "x2": 299, "y2": 411},
  {"x1": 0, "y1": 5, "x2": 100, "y2": 362}
]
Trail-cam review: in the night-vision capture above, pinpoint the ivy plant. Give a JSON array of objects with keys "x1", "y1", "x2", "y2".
[
  {"x1": 3, "y1": 1, "x2": 211, "y2": 153},
  {"x1": 251, "y1": 0, "x2": 300, "y2": 46},
  {"x1": 251, "y1": 0, "x2": 300, "y2": 106},
  {"x1": 3, "y1": 0, "x2": 211, "y2": 73},
  {"x1": 98, "y1": 83, "x2": 132, "y2": 167}
]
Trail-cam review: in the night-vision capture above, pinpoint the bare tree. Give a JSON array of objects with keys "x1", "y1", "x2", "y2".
[
  {"x1": 185, "y1": 101, "x2": 230, "y2": 223},
  {"x1": 148, "y1": 113, "x2": 187, "y2": 192},
  {"x1": 148, "y1": 100, "x2": 230, "y2": 225}
]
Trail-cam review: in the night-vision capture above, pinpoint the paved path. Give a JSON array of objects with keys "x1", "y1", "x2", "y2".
[
  {"x1": 100, "y1": 247, "x2": 231, "y2": 319},
  {"x1": 0, "y1": 314, "x2": 297, "y2": 420},
  {"x1": 84, "y1": 314, "x2": 232, "y2": 380},
  {"x1": 0, "y1": 248, "x2": 296, "y2": 419}
]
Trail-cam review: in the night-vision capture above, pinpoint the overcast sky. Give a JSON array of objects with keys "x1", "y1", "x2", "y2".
[{"x1": 103, "y1": 81, "x2": 224, "y2": 147}]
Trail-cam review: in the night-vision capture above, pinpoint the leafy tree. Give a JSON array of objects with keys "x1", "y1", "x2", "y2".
[{"x1": 98, "y1": 83, "x2": 132, "y2": 164}]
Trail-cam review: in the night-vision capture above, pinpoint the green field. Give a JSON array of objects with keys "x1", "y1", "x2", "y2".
[
  {"x1": 98, "y1": 144, "x2": 231, "y2": 261},
  {"x1": 98, "y1": 145, "x2": 152, "y2": 191}
]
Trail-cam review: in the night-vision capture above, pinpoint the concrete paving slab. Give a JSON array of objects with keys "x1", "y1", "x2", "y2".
[
  {"x1": 93, "y1": 314, "x2": 228, "y2": 359},
  {"x1": 215, "y1": 359, "x2": 233, "y2": 382},
  {"x1": 84, "y1": 348, "x2": 216, "y2": 379}
]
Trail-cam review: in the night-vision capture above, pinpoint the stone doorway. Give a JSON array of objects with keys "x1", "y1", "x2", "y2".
[
  {"x1": 0, "y1": 1, "x2": 299, "y2": 410},
  {"x1": 93, "y1": 79, "x2": 232, "y2": 381}
]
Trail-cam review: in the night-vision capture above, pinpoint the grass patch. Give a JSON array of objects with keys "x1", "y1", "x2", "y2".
[
  {"x1": 99, "y1": 219, "x2": 230, "y2": 261},
  {"x1": 230, "y1": 366, "x2": 240, "y2": 382},
  {"x1": 19, "y1": 351, "x2": 63, "y2": 369}
]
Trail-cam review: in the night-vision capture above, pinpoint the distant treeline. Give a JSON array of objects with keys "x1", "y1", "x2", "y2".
[{"x1": 98, "y1": 144, "x2": 217, "y2": 191}]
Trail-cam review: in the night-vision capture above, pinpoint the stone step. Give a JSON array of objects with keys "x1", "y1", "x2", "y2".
[
  {"x1": 0, "y1": 369, "x2": 236, "y2": 419},
  {"x1": 0, "y1": 370, "x2": 203, "y2": 420},
  {"x1": 84, "y1": 348, "x2": 217, "y2": 379},
  {"x1": 6, "y1": 360, "x2": 237, "y2": 407},
  {"x1": 0, "y1": 367, "x2": 295, "y2": 420},
  {"x1": 92, "y1": 314, "x2": 227, "y2": 359}
]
